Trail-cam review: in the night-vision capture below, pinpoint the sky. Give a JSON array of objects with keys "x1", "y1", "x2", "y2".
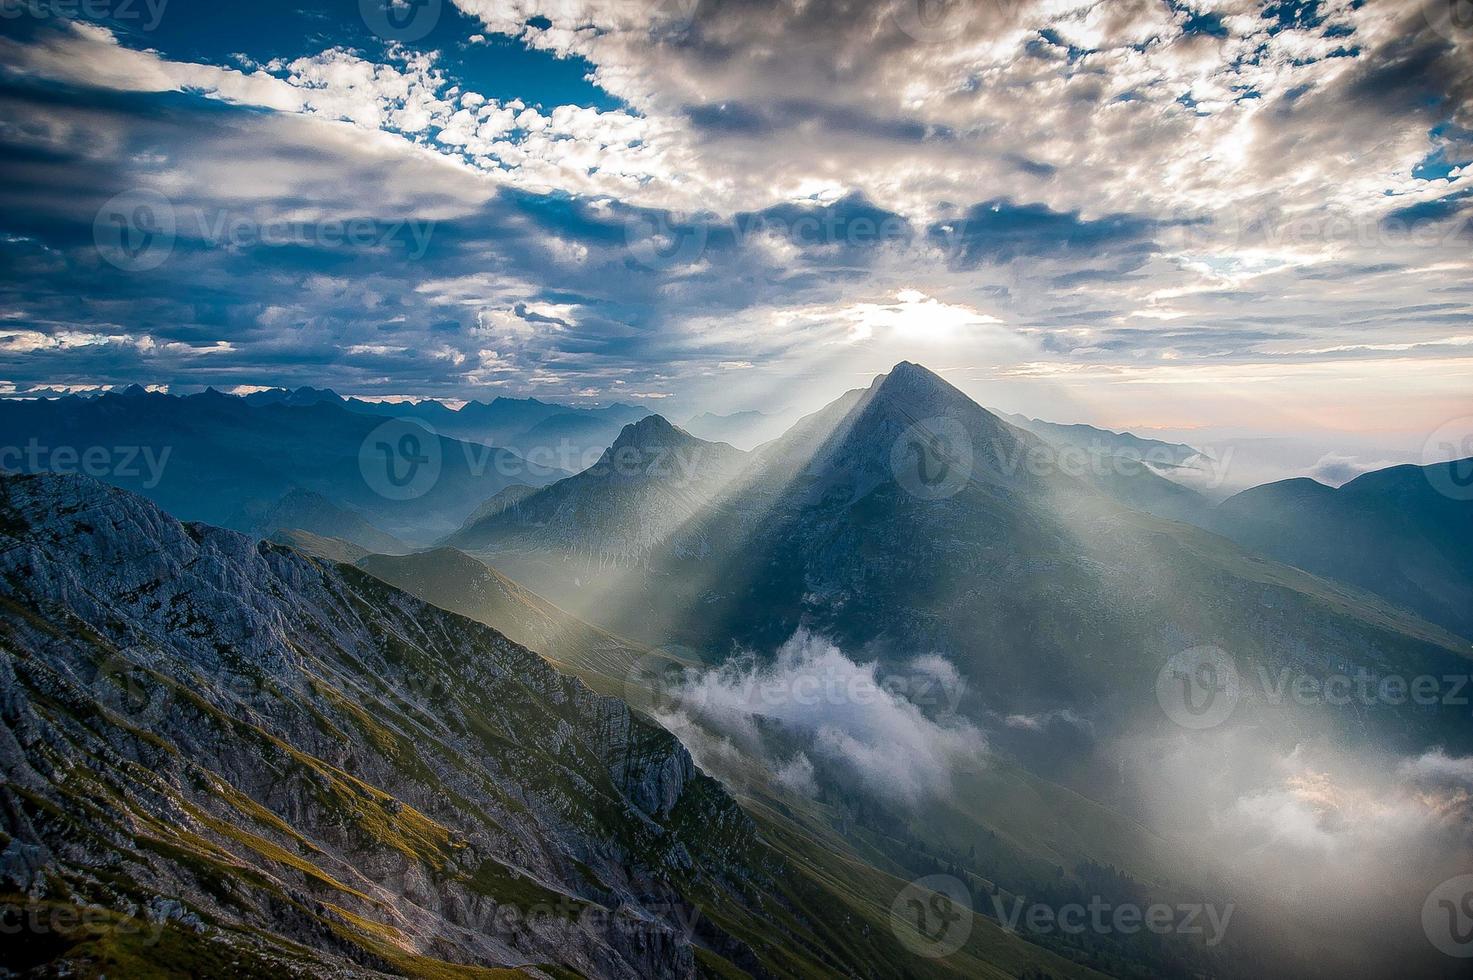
[{"x1": 0, "y1": 0, "x2": 1470, "y2": 449}]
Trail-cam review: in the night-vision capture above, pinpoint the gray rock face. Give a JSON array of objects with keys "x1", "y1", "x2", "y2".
[{"x1": 0, "y1": 471, "x2": 770, "y2": 977}]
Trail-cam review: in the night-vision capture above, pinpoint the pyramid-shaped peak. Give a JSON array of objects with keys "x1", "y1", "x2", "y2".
[
  {"x1": 613, "y1": 414, "x2": 685, "y2": 449},
  {"x1": 870, "y1": 362, "x2": 976, "y2": 413}
]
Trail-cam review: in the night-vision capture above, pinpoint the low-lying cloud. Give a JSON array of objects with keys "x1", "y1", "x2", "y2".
[{"x1": 655, "y1": 630, "x2": 982, "y2": 806}]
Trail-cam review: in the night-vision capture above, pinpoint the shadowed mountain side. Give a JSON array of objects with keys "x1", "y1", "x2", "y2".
[
  {"x1": 356, "y1": 547, "x2": 678, "y2": 695},
  {"x1": 446, "y1": 416, "x2": 748, "y2": 563},
  {"x1": 234, "y1": 487, "x2": 412, "y2": 556},
  {"x1": 1210, "y1": 462, "x2": 1473, "y2": 640}
]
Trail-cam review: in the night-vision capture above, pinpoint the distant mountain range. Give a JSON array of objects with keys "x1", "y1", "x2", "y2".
[
  {"x1": 233, "y1": 487, "x2": 412, "y2": 556},
  {"x1": 243, "y1": 386, "x2": 653, "y2": 464},
  {"x1": 998, "y1": 411, "x2": 1203, "y2": 468},
  {"x1": 0, "y1": 387, "x2": 569, "y2": 544},
  {"x1": 1210, "y1": 462, "x2": 1473, "y2": 640},
  {"x1": 681, "y1": 410, "x2": 791, "y2": 450}
]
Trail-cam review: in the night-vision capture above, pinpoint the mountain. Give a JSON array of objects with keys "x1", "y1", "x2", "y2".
[
  {"x1": 452, "y1": 364, "x2": 1471, "y2": 753},
  {"x1": 447, "y1": 416, "x2": 747, "y2": 564},
  {"x1": 997, "y1": 411, "x2": 1209, "y2": 522},
  {"x1": 233, "y1": 487, "x2": 411, "y2": 556},
  {"x1": 267, "y1": 527, "x2": 371, "y2": 564},
  {"x1": 681, "y1": 411, "x2": 791, "y2": 450},
  {"x1": 0, "y1": 388, "x2": 567, "y2": 544},
  {"x1": 0, "y1": 470, "x2": 1106, "y2": 979},
  {"x1": 452, "y1": 483, "x2": 542, "y2": 536},
  {"x1": 1210, "y1": 460, "x2": 1473, "y2": 639},
  {"x1": 345, "y1": 394, "x2": 652, "y2": 462},
  {"x1": 998, "y1": 412, "x2": 1202, "y2": 468},
  {"x1": 240, "y1": 387, "x2": 346, "y2": 409},
  {"x1": 356, "y1": 547, "x2": 667, "y2": 693}
]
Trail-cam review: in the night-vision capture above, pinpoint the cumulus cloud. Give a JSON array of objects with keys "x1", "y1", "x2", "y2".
[
  {"x1": 655, "y1": 630, "x2": 983, "y2": 805},
  {"x1": 0, "y1": 2, "x2": 1469, "y2": 433}
]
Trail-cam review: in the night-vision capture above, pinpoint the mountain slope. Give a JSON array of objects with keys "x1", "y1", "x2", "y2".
[
  {"x1": 267, "y1": 527, "x2": 372, "y2": 564},
  {"x1": 1210, "y1": 461, "x2": 1473, "y2": 638},
  {"x1": 356, "y1": 548, "x2": 664, "y2": 692},
  {"x1": 995, "y1": 412, "x2": 1209, "y2": 521},
  {"x1": 234, "y1": 488, "x2": 411, "y2": 556},
  {"x1": 0, "y1": 471, "x2": 1103, "y2": 980},
  {"x1": 447, "y1": 416, "x2": 747, "y2": 564}
]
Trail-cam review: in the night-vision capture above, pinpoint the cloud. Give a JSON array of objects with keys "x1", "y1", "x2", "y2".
[
  {"x1": 0, "y1": 2, "x2": 1469, "y2": 432},
  {"x1": 656, "y1": 630, "x2": 984, "y2": 806},
  {"x1": 1306, "y1": 452, "x2": 1398, "y2": 486}
]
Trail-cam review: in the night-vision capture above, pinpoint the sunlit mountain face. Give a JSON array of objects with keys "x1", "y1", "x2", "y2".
[{"x1": 3, "y1": 2, "x2": 1473, "y2": 978}]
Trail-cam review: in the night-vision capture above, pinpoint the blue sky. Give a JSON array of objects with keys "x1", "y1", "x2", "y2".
[{"x1": 0, "y1": 0, "x2": 1469, "y2": 444}]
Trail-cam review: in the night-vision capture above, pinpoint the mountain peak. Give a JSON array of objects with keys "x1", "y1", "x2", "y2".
[
  {"x1": 611, "y1": 414, "x2": 685, "y2": 450},
  {"x1": 876, "y1": 360, "x2": 950, "y2": 394}
]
